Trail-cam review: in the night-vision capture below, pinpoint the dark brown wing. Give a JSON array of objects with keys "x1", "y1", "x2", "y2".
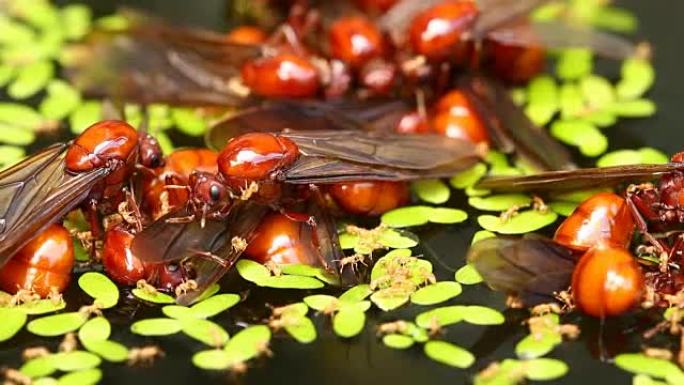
[
  {"x1": 486, "y1": 21, "x2": 635, "y2": 60},
  {"x1": 205, "y1": 100, "x2": 410, "y2": 150},
  {"x1": 66, "y1": 14, "x2": 262, "y2": 107},
  {"x1": 467, "y1": 235, "x2": 577, "y2": 305},
  {"x1": 477, "y1": 163, "x2": 683, "y2": 193},
  {"x1": 458, "y1": 74, "x2": 576, "y2": 171},
  {"x1": 0, "y1": 144, "x2": 110, "y2": 264}
]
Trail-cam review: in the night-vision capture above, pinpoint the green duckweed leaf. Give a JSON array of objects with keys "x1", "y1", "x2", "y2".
[
  {"x1": 524, "y1": 358, "x2": 569, "y2": 381},
  {"x1": 0, "y1": 124, "x2": 35, "y2": 145},
  {"x1": 333, "y1": 309, "x2": 366, "y2": 338},
  {"x1": 580, "y1": 75, "x2": 615, "y2": 109},
  {"x1": 0, "y1": 102, "x2": 44, "y2": 128},
  {"x1": 279, "y1": 264, "x2": 339, "y2": 285},
  {"x1": 190, "y1": 294, "x2": 240, "y2": 318},
  {"x1": 0, "y1": 307, "x2": 27, "y2": 342},
  {"x1": 410, "y1": 282, "x2": 462, "y2": 305},
  {"x1": 559, "y1": 83, "x2": 585, "y2": 119},
  {"x1": 130, "y1": 318, "x2": 182, "y2": 336},
  {"x1": 424, "y1": 341, "x2": 474, "y2": 369},
  {"x1": 531, "y1": 2, "x2": 565, "y2": 21},
  {"x1": 236, "y1": 259, "x2": 271, "y2": 283},
  {"x1": 82, "y1": 340, "x2": 129, "y2": 363},
  {"x1": 78, "y1": 317, "x2": 110, "y2": 343},
  {"x1": 304, "y1": 295, "x2": 338, "y2": 312},
  {"x1": 8, "y1": 61, "x2": 54, "y2": 99},
  {"x1": 584, "y1": 109, "x2": 617, "y2": 127},
  {"x1": 338, "y1": 233, "x2": 358, "y2": 249},
  {"x1": 171, "y1": 108, "x2": 208, "y2": 136},
  {"x1": 617, "y1": 58, "x2": 655, "y2": 100},
  {"x1": 614, "y1": 353, "x2": 682, "y2": 380},
  {"x1": 468, "y1": 194, "x2": 531, "y2": 212},
  {"x1": 557, "y1": 49, "x2": 593, "y2": 80},
  {"x1": 415, "y1": 306, "x2": 464, "y2": 328},
  {"x1": 277, "y1": 302, "x2": 309, "y2": 318},
  {"x1": 551, "y1": 119, "x2": 607, "y2": 157},
  {"x1": 78, "y1": 272, "x2": 118, "y2": 308},
  {"x1": 182, "y1": 319, "x2": 229, "y2": 347},
  {"x1": 381, "y1": 206, "x2": 432, "y2": 227},
  {"x1": 0, "y1": 64, "x2": 16, "y2": 88},
  {"x1": 39, "y1": 80, "x2": 81, "y2": 120},
  {"x1": 258, "y1": 275, "x2": 325, "y2": 289},
  {"x1": 52, "y1": 351, "x2": 101, "y2": 372},
  {"x1": 152, "y1": 131, "x2": 175, "y2": 154},
  {"x1": 378, "y1": 229, "x2": 419, "y2": 249},
  {"x1": 69, "y1": 101, "x2": 102, "y2": 134},
  {"x1": 131, "y1": 288, "x2": 175, "y2": 304},
  {"x1": 56, "y1": 369, "x2": 102, "y2": 385},
  {"x1": 223, "y1": 325, "x2": 271, "y2": 362},
  {"x1": 525, "y1": 75, "x2": 558, "y2": 126},
  {"x1": 192, "y1": 349, "x2": 234, "y2": 370},
  {"x1": 413, "y1": 179, "x2": 450, "y2": 204},
  {"x1": 471, "y1": 230, "x2": 496, "y2": 244},
  {"x1": 597, "y1": 147, "x2": 668, "y2": 168},
  {"x1": 608, "y1": 99, "x2": 656, "y2": 117},
  {"x1": 96, "y1": 14, "x2": 130, "y2": 31},
  {"x1": 194, "y1": 284, "x2": 221, "y2": 303},
  {"x1": 0, "y1": 16, "x2": 35, "y2": 45},
  {"x1": 284, "y1": 316, "x2": 317, "y2": 344},
  {"x1": 549, "y1": 201, "x2": 578, "y2": 217},
  {"x1": 478, "y1": 210, "x2": 558, "y2": 234},
  {"x1": 21, "y1": 355, "x2": 56, "y2": 378},
  {"x1": 162, "y1": 305, "x2": 194, "y2": 320},
  {"x1": 61, "y1": 5, "x2": 92, "y2": 41},
  {"x1": 16, "y1": 299, "x2": 66, "y2": 315},
  {"x1": 632, "y1": 374, "x2": 667, "y2": 385},
  {"x1": 0, "y1": 145, "x2": 25, "y2": 165},
  {"x1": 370, "y1": 290, "x2": 409, "y2": 311},
  {"x1": 639, "y1": 148, "x2": 670, "y2": 164},
  {"x1": 515, "y1": 332, "x2": 561, "y2": 359},
  {"x1": 510, "y1": 87, "x2": 526, "y2": 106},
  {"x1": 339, "y1": 284, "x2": 372, "y2": 303},
  {"x1": 450, "y1": 163, "x2": 487, "y2": 189},
  {"x1": 27, "y1": 312, "x2": 87, "y2": 337},
  {"x1": 454, "y1": 264, "x2": 483, "y2": 285},
  {"x1": 382, "y1": 334, "x2": 414, "y2": 349},
  {"x1": 461, "y1": 306, "x2": 505, "y2": 325},
  {"x1": 429, "y1": 207, "x2": 468, "y2": 224},
  {"x1": 465, "y1": 186, "x2": 490, "y2": 197},
  {"x1": 591, "y1": 6, "x2": 638, "y2": 33}
]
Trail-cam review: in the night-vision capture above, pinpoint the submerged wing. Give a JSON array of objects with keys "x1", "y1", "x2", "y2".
[
  {"x1": 459, "y1": 74, "x2": 576, "y2": 171},
  {"x1": 476, "y1": 163, "x2": 683, "y2": 192},
  {"x1": 0, "y1": 143, "x2": 110, "y2": 264},
  {"x1": 467, "y1": 235, "x2": 577, "y2": 305}
]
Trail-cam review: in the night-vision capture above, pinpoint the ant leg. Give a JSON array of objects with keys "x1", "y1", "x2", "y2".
[
  {"x1": 165, "y1": 214, "x2": 196, "y2": 224},
  {"x1": 124, "y1": 187, "x2": 144, "y2": 232},
  {"x1": 188, "y1": 249, "x2": 229, "y2": 268},
  {"x1": 626, "y1": 192, "x2": 669, "y2": 256}
]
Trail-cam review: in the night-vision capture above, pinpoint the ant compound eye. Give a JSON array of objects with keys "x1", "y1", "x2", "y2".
[{"x1": 210, "y1": 185, "x2": 222, "y2": 202}]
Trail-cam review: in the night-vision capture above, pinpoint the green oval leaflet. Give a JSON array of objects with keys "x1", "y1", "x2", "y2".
[
  {"x1": 171, "y1": 108, "x2": 208, "y2": 136},
  {"x1": 584, "y1": 109, "x2": 617, "y2": 127},
  {"x1": 0, "y1": 307, "x2": 27, "y2": 342},
  {"x1": 182, "y1": 319, "x2": 229, "y2": 347},
  {"x1": 531, "y1": 2, "x2": 565, "y2": 21},
  {"x1": 279, "y1": 264, "x2": 339, "y2": 285},
  {"x1": 381, "y1": 206, "x2": 432, "y2": 227},
  {"x1": 515, "y1": 332, "x2": 561, "y2": 359},
  {"x1": 484, "y1": 151, "x2": 510, "y2": 170},
  {"x1": 0, "y1": 16, "x2": 36, "y2": 45},
  {"x1": 597, "y1": 147, "x2": 668, "y2": 168},
  {"x1": 333, "y1": 309, "x2": 366, "y2": 338},
  {"x1": 614, "y1": 353, "x2": 682, "y2": 380},
  {"x1": 192, "y1": 349, "x2": 234, "y2": 370},
  {"x1": 468, "y1": 194, "x2": 531, "y2": 212},
  {"x1": 8, "y1": 61, "x2": 54, "y2": 99},
  {"x1": 338, "y1": 233, "x2": 358, "y2": 250},
  {"x1": 478, "y1": 210, "x2": 558, "y2": 234},
  {"x1": 591, "y1": 6, "x2": 638, "y2": 33},
  {"x1": 39, "y1": 80, "x2": 81, "y2": 120},
  {"x1": 69, "y1": 101, "x2": 102, "y2": 134},
  {"x1": 194, "y1": 284, "x2": 221, "y2": 302},
  {"x1": 96, "y1": 14, "x2": 130, "y2": 31},
  {"x1": 236, "y1": 259, "x2": 271, "y2": 283},
  {"x1": 339, "y1": 301, "x2": 371, "y2": 313},
  {"x1": 52, "y1": 351, "x2": 101, "y2": 372},
  {"x1": 410, "y1": 282, "x2": 462, "y2": 305},
  {"x1": 473, "y1": 359, "x2": 526, "y2": 385},
  {"x1": 461, "y1": 306, "x2": 505, "y2": 325},
  {"x1": 0, "y1": 124, "x2": 36, "y2": 146},
  {"x1": 303, "y1": 295, "x2": 338, "y2": 312},
  {"x1": 413, "y1": 179, "x2": 451, "y2": 204},
  {"x1": 429, "y1": 207, "x2": 468, "y2": 224},
  {"x1": 549, "y1": 201, "x2": 578, "y2": 217},
  {"x1": 550, "y1": 119, "x2": 607, "y2": 157},
  {"x1": 525, "y1": 75, "x2": 558, "y2": 126},
  {"x1": 423, "y1": 341, "x2": 474, "y2": 369},
  {"x1": 415, "y1": 306, "x2": 464, "y2": 328},
  {"x1": 382, "y1": 334, "x2": 414, "y2": 349},
  {"x1": 162, "y1": 305, "x2": 195, "y2": 320},
  {"x1": 0, "y1": 145, "x2": 26, "y2": 166},
  {"x1": 465, "y1": 186, "x2": 491, "y2": 197},
  {"x1": 339, "y1": 284, "x2": 372, "y2": 303},
  {"x1": 56, "y1": 369, "x2": 102, "y2": 385},
  {"x1": 0, "y1": 102, "x2": 44, "y2": 129},
  {"x1": 378, "y1": 229, "x2": 419, "y2": 249},
  {"x1": 450, "y1": 163, "x2": 487, "y2": 189},
  {"x1": 559, "y1": 83, "x2": 585, "y2": 119},
  {"x1": 370, "y1": 289, "x2": 409, "y2": 311},
  {"x1": 190, "y1": 293, "x2": 240, "y2": 318},
  {"x1": 257, "y1": 275, "x2": 325, "y2": 289},
  {"x1": 130, "y1": 318, "x2": 182, "y2": 336},
  {"x1": 27, "y1": 312, "x2": 87, "y2": 337},
  {"x1": 78, "y1": 272, "x2": 118, "y2": 308},
  {"x1": 524, "y1": 358, "x2": 569, "y2": 381},
  {"x1": 147, "y1": 104, "x2": 173, "y2": 131},
  {"x1": 21, "y1": 355, "x2": 56, "y2": 378},
  {"x1": 617, "y1": 58, "x2": 654, "y2": 100},
  {"x1": 580, "y1": 75, "x2": 615, "y2": 109},
  {"x1": 454, "y1": 264, "x2": 483, "y2": 285},
  {"x1": 131, "y1": 288, "x2": 175, "y2": 304},
  {"x1": 471, "y1": 230, "x2": 496, "y2": 244},
  {"x1": 223, "y1": 325, "x2": 271, "y2": 362},
  {"x1": 510, "y1": 87, "x2": 526, "y2": 106},
  {"x1": 284, "y1": 316, "x2": 317, "y2": 344},
  {"x1": 608, "y1": 99, "x2": 656, "y2": 117},
  {"x1": 152, "y1": 131, "x2": 175, "y2": 154},
  {"x1": 61, "y1": 4, "x2": 92, "y2": 40},
  {"x1": 276, "y1": 302, "x2": 309, "y2": 318},
  {"x1": 0, "y1": 64, "x2": 15, "y2": 88},
  {"x1": 632, "y1": 374, "x2": 667, "y2": 385},
  {"x1": 8, "y1": 0, "x2": 61, "y2": 29},
  {"x1": 78, "y1": 317, "x2": 110, "y2": 343},
  {"x1": 82, "y1": 340, "x2": 129, "y2": 363},
  {"x1": 556, "y1": 49, "x2": 593, "y2": 81}
]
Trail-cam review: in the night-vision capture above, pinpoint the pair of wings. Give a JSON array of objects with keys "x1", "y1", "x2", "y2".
[{"x1": 0, "y1": 144, "x2": 110, "y2": 267}]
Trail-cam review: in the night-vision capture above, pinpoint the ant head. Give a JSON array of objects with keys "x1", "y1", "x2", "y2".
[
  {"x1": 138, "y1": 133, "x2": 165, "y2": 169},
  {"x1": 189, "y1": 171, "x2": 231, "y2": 212}
]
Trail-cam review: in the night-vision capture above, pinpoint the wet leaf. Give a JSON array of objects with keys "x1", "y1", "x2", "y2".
[
  {"x1": 454, "y1": 264, "x2": 483, "y2": 285},
  {"x1": 415, "y1": 306, "x2": 464, "y2": 328},
  {"x1": 27, "y1": 312, "x2": 87, "y2": 337},
  {"x1": 130, "y1": 318, "x2": 182, "y2": 336},
  {"x1": 429, "y1": 208, "x2": 468, "y2": 224},
  {"x1": 284, "y1": 317, "x2": 317, "y2": 343},
  {"x1": 39, "y1": 80, "x2": 81, "y2": 120},
  {"x1": 339, "y1": 284, "x2": 372, "y2": 303},
  {"x1": 468, "y1": 194, "x2": 531, "y2": 212},
  {"x1": 279, "y1": 264, "x2": 339, "y2": 285},
  {"x1": 370, "y1": 290, "x2": 409, "y2": 311},
  {"x1": 549, "y1": 201, "x2": 578, "y2": 217},
  {"x1": 304, "y1": 295, "x2": 338, "y2": 312},
  {"x1": 78, "y1": 317, "x2": 110, "y2": 343},
  {"x1": 8, "y1": 61, "x2": 54, "y2": 99},
  {"x1": 608, "y1": 99, "x2": 656, "y2": 117},
  {"x1": 450, "y1": 163, "x2": 487, "y2": 189},
  {"x1": 410, "y1": 282, "x2": 462, "y2": 305},
  {"x1": 515, "y1": 332, "x2": 561, "y2": 359},
  {"x1": 56, "y1": 369, "x2": 102, "y2": 385},
  {"x1": 21, "y1": 355, "x2": 56, "y2": 378},
  {"x1": 192, "y1": 349, "x2": 234, "y2": 370},
  {"x1": 223, "y1": 325, "x2": 271, "y2": 362},
  {"x1": 461, "y1": 306, "x2": 505, "y2": 325},
  {"x1": 52, "y1": 351, "x2": 101, "y2": 372},
  {"x1": 478, "y1": 210, "x2": 558, "y2": 234},
  {"x1": 382, "y1": 334, "x2": 414, "y2": 349},
  {"x1": 258, "y1": 275, "x2": 325, "y2": 289},
  {"x1": 16, "y1": 299, "x2": 66, "y2": 315},
  {"x1": 614, "y1": 353, "x2": 682, "y2": 380},
  {"x1": 182, "y1": 319, "x2": 229, "y2": 347},
  {"x1": 597, "y1": 148, "x2": 668, "y2": 167},
  {"x1": 471, "y1": 230, "x2": 496, "y2": 244},
  {"x1": 190, "y1": 294, "x2": 240, "y2": 318},
  {"x1": 171, "y1": 108, "x2": 208, "y2": 136},
  {"x1": 557, "y1": 49, "x2": 593, "y2": 80},
  {"x1": 131, "y1": 288, "x2": 175, "y2": 304},
  {"x1": 236, "y1": 259, "x2": 271, "y2": 283},
  {"x1": 424, "y1": 341, "x2": 474, "y2": 369},
  {"x1": 82, "y1": 340, "x2": 129, "y2": 363},
  {"x1": 332, "y1": 309, "x2": 366, "y2": 338},
  {"x1": 78, "y1": 272, "x2": 118, "y2": 308},
  {"x1": 381, "y1": 206, "x2": 432, "y2": 227},
  {"x1": 525, "y1": 75, "x2": 558, "y2": 126},
  {"x1": 378, "y1": 229, "x2": 419, "y2": 249},
  {"x1": 61, "y1": 5, "x2": 92, "y2": 41},
  {"x1": 0, "y1": 307, "x2": 27, "y2": 342},
  {"x1": 69, "y1": 101, "x2": 102, "y2": 134},
  {"x1": 617, "y1": 58, "x2": 654, "y2": 100},
  {"x1": 162, "y1": 305, "x2": 195, "y2": 320},
  {"x1": 524, "y1": 358, "x2": 569, "y2": 381},
  {"x1": 413, "y1": 179, "x2": 450, "y2": 204},
  {"x1": 551, "y1": 119, "x2": 607, "y2": 157},
  {"x1": 580, "y1": 75, "x2": 615, "y2": 109}
]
